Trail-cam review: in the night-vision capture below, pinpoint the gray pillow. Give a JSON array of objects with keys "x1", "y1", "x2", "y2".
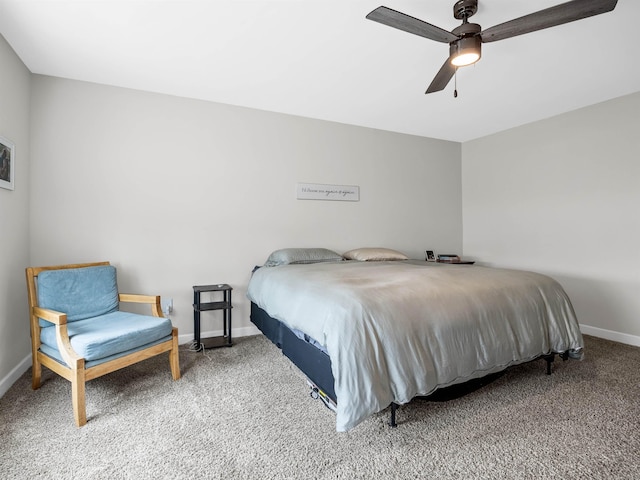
[{"x1": 264, "y1": 248, "x2": 343, "y2": 267}]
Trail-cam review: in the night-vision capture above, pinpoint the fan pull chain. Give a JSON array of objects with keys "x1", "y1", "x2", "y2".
[{"x1": 454, "y1": 67, "x2": 458, "y2": 98}]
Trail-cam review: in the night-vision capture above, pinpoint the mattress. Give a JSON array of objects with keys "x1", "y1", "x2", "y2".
[{"x1": 247, "y1": 260, "x2": 583, "y2": 431}]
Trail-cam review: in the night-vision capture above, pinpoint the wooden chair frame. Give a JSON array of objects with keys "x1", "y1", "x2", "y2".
[{"x1": 26, "y1": 261, "x2": 180, "y2": 427}]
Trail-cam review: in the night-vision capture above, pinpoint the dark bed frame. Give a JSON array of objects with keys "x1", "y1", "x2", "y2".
[
  {"x1": 250, "y1": 301, "x2": 567, "y2": 428},
  {"x1": 251, "y1": 302, "x2": 336, "y2": 402}
]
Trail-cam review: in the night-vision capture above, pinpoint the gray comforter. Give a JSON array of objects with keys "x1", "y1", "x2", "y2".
[{"x1": 246, "y1": 260, "x2": 583, "y2": 431}]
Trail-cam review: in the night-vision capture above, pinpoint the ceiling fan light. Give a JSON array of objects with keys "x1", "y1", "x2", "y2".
[
  {"x1": 450, "y1": 36, "x2": 481, "y2": 67},
  {"x1": 451, "y1": 52, "x2": 480, "y2": 66}
]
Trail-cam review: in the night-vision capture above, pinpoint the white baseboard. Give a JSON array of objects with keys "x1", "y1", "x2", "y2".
[
  {"x1": 0, "y1": 354, "x2": 31, "y2": 399},
  {"x1": 185, "y1": 324, "x2": 639, "y2": 348},
  {"x1": 178, "y1": 325, "x2": 261, "y2": 345},
  {"x1": 1, "y1": 326, "x2": 261, "y2": 399},
  {"x1": 3, "y1": 324, "x2": 636, "y2": 399},
  {"x1": 580, "y1": 324, "x2": 640, "y2": 347}
]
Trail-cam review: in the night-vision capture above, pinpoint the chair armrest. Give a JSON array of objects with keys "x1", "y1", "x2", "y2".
[
  {"x1": 33, "y1": 306, "x2": 67, "y2": 325},
  {"x1": 32, "y1": 307, "x2": 82, "y2": 367},
  {"x1": 119, "y1": 293, "x2": 158, "y2": 303},
  {"x1": 119, "y1": 294, "x2": 163, "y2": 317}
]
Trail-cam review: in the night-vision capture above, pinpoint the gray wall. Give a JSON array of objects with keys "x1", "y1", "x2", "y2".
[
  {"x1": 463, "y1": 92, "x2": 640, "y2": 344},
  {"x1": 28, "y1": 75, "x2": 462, "y2": 344},
  {"x1": 0, "y1": 34, "x2": 31, "y2": 394},
  {"x1": 2, "y1": 36, "x2": 639, "y2": 396}
]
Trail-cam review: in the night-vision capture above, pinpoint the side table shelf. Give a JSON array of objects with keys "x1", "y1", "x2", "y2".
[{"x1": 193, "y1": 284, "x2": 233, "y2": 350}]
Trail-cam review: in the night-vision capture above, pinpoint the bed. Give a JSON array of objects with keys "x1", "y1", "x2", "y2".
[{"x1": 246, "y1": 248, "x2": 584, "y2": 432}]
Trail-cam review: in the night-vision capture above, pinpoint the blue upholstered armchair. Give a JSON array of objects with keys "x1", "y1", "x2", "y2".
[{"x1": 26, "y1": 262, "x2": 180, "y2": 426}]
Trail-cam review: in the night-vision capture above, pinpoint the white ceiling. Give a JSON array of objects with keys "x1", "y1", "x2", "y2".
[{"x1": 1, "y1": 0, "x2": 638, "y2": 142}]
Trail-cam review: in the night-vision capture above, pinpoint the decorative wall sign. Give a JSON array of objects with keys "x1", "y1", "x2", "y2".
[
  {"x1": 296, "y1": 183, "x2": 360, "y2": 202},
  {"x1": 0, "y1": 136, "x2": 14, "y2": 191}
]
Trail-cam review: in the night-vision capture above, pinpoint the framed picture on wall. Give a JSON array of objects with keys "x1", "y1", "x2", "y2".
[{"x1": 0, "y1": 136, "x2": 15, "y2": 191}]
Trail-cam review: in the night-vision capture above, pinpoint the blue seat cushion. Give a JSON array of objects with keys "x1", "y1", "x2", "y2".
[
  {"x1": 40, "y1": 311, "x2": 173, "y2": 362},
  {"x1": 37, "y1": 265, "x2": 119, "y2": 327}
]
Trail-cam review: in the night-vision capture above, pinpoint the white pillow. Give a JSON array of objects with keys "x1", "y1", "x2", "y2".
[{"x1": 342, "y1": 247, "x2": 408, "y2": 261}]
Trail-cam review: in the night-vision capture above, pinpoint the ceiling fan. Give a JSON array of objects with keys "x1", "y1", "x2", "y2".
[{"x1": 366, "y1": 0, "x2": 618, "y2": 94}]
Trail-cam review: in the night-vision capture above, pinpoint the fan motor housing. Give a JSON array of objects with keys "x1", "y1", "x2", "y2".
[{"x1": 452, "y1": 22, "x2": 481, "y2": 37}]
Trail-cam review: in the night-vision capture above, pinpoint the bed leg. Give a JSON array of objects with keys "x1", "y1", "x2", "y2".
[
  {"x1": 543, "y1": 354, "x2": 555, "y2": 375},
  {"x1": 390, "y1": 402, "x2": 398, "y2": 428}
]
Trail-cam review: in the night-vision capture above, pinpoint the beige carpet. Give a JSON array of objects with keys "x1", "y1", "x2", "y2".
[{"x1": 1, "y1": 334, "x2": 639, "y2": 479}]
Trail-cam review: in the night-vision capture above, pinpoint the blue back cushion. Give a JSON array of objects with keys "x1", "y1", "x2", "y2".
[{"x1": 37, "y1": 265, "x2": 119, "y2": 327}]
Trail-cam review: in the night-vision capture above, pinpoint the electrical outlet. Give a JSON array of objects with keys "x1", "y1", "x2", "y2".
[{"x1": 161, "y1": 298, "x2": 173, "y2": 315}]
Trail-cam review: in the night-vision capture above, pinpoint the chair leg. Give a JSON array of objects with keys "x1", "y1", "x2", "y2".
[
  {"x1": 71, "y1": 363, "x2": 87, "y2": 427},
  {"x1": 32, "y1": 356, "x2": 42, "y2": 390},
  {"x1": 169, "y1": 328, "x2": 180, "y2": 381}
]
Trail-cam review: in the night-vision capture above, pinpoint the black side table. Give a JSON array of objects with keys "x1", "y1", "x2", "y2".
[{"x1": 192, "y1": 284, "x2": 233, "y2": 349}]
